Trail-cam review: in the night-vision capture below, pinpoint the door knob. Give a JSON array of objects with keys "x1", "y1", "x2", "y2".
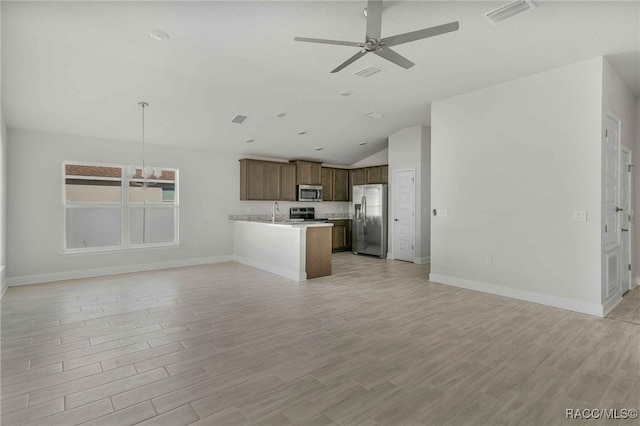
[
  {"x1": 622, "y1": 228, "x2": 629, "y2": 232},
  {"x1": 394, "y1": 218, "x2": 399, "y2": 221},
  {"x1": 616, "y1": 207, "x2": 623, "y2": 212}
]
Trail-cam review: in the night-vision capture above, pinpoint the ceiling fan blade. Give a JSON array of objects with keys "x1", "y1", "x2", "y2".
[
  {"x1": 294, "y1": 37, "x2": 363, "y2": 48},
  {"x1": 366, "y1": 0, "x2": 383, "y2": 41},
  {"x1": 383, "y1": 21, "x2": 459, "y2": 47},
  {"x1": 374, "y1": 47, "x2": 415, "y2": 69},
  {"x1": 330, "y1": 50, "x2": 368, "y2": 73}
]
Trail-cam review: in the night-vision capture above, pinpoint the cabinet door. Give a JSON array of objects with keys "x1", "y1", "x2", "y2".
[
  {"x1": 350, "y1": 168, "x2": 366, "y2": 186},
  {"x1": 331, "y1": 221, "x2": 347, "y2": 251},
  {"x1": 262, "y1": 162, "x2": 281, "y2": 200},
  {"x1": 246, "y1": 160, "x2": 264, "y2": 200},
  {"x1": 321, "y1": 168, "x2": 334, "y2": 201},
  {"x1": 333, "y1": 168, "x2": 349, "y2": 201},
  {"x1": 350, "y1": 168, "x2": 365, "y2": 201},
  {"x1": 346, "y1": 219, "x2": 352, "y2": 250},
  {"x1": 280, "y1": 163, "x2": 297, "y2": 201},
  {"x1": 294, "y1": 161, "x2": 322, "y2": 185},
  {"x1": 380, "y1": 165, "x2": 388, "y2": 184},
  {"x1": 366, "y1": 166, "x2": 382, "y2": 184}
]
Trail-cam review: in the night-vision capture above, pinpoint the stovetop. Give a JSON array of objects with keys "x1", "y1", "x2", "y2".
[{"x1": 290, "y1": 207, "x2": 327, "y2": 221}]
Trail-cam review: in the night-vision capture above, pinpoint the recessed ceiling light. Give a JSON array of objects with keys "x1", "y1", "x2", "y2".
[
  {"x1": 148, "y1": 30, "x2": 170, "y2": 41},
  {"x1": 315, "y1": 146, "x2": 324, "y2": 151},
  {"x1": 359, "y1": 141, "x2": 367, "y2": 146},
  {"x1": 245, "y1": 138, "x2": 255, "y2": 143},
  {"x1": 340, "y1": 91, "x2": 353, "y2": 97},
  {"x1": 298, "y1": 130, "x2": 308, "y2": 135},
  {"x1": 275, "y1": 112, "x2": 286, "y2": 117}
]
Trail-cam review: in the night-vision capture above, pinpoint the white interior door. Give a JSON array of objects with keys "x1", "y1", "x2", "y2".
[
  {"x1": 393, "y1": 170, "x2": 415, "y2": 262},
  {"x1": 620, "y1": 148, "x2": 632, "y2": 293},
  {"x1": 604, "y1": 115, "x2": 620, "y2": 298}
]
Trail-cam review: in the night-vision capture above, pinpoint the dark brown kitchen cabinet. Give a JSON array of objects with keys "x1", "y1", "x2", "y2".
[
  {"x1": 321, "y1": 167, "x2": 349, "y2": 202},
  {"x1": 292, "y1": 160, "x2": 322, "y2": 185},
  {"x1": 280, "y1": 163, "x2": 297, "y2": 201},
  {"x1": 263, "y1": 162, "x2": 281, "y2": 200},
  {"x1": 350, "y1": 168, "x2": 366, "y2": 186},
  {"x1": 380, "y1": 165, "x2": 388, "y2": 184},
  {"x1": 333, "y1": 168, "x2": 349, "y2": 201},
  {"x1": 330, "y1": 219, "x2": 352, "y2": 252},
  {"x1": 321, "y1": 167, "x2": 333, "y2": 201},
  {"x1": 366, "y1": 166, "x2": 382, "y2": 184},
  {"x1": 240, "y1": 159, "x2": 284, "y2": 200}
]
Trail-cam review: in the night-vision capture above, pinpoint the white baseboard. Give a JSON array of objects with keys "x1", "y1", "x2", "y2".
[
  {"x1": 1, "y1": 264, "x2": 7, "y2": 299},
  {"x1": 414, "y1": 256, "x2": 430, "y2": 265},
  {"x1": 428, "y1": 273, "x2": 606, "y2": 317},
  {"x1": 602, "y1": 292, "x2": 622, "y2": 316},
  {"x1": 232, "y1": 255, "x2": 306, "y2": 282},
  {"x1": 7, "y1": 256, "x2": 233, "y2": 287}
]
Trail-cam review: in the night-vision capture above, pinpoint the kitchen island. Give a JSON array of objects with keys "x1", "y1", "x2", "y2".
[{"x1": 232, "y1": 220, "x2": 333, "y2": 282}]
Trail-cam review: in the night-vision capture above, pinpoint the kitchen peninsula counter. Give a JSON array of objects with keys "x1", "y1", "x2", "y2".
[{"x1": 232, "y1": 220, "x2": 333, "y2": 282}]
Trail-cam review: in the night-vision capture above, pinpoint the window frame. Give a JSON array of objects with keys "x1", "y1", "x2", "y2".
[{"x1": 62, "y1": 161, "x2": 179, "y2": 254}]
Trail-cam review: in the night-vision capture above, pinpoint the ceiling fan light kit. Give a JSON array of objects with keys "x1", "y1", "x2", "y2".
[{"x1": 295, "y1": 0, "x2": 460, "y2": 73}]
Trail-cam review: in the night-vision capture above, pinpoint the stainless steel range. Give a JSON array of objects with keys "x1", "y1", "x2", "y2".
[{"x1": 289, "y1": 207, "x2": 329, "y2": 222}]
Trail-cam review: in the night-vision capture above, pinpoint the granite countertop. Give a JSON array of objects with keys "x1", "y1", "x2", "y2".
[{"x1": 229, "y1": 214, "x2": 352, "y2": 222}]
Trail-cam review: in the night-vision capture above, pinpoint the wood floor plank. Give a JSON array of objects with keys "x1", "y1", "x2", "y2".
[
  {"x1": 64, "y1": 366, "x2": 169, "y2": 410},
  {"x1": 1, "y1": 255, "x2": 638, "y2": 425},
  {"x1": 80, "y1": 401, "x2": 157, "y2": 426}
]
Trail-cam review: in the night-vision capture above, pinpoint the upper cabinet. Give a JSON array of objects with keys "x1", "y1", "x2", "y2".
[
  {"x1": 292, "y1": 160, "x2": 322, "y2": 185},
  {"x1": 240, "y1": 159, "x2": 293, "y2": 201},
  {"x1": 280, "y1": 163, "x2": 297, "y2": 201},
  {"x1": 321, "y1": 167, "x2": 349, "y2": 202},
  {"x1": 350, "y1": 168, "x2": 366, "y2": 186},
  {"x1": 240, "y1": 158, "x2": 386, "y2": 201}
]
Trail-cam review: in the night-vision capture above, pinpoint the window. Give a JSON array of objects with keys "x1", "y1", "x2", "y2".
[{"x1": 64, "y1": 162, "x2": 178, "y2": 252}]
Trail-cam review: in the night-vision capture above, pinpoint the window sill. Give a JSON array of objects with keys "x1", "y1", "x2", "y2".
[{"x1": 59, "y1": 243, "x2": 182, "y2": 257}]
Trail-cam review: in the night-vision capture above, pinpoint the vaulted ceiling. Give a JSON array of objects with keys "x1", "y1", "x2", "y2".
[{"x1": 2, "y1": 1, "x2": 639, "y2": 165}]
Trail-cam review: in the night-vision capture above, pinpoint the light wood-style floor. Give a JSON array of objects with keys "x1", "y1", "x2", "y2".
[
  {"x1": 607, "y1": 285, "x2": 640, "y2": 326},
  {"x1": 2, "y1": 253, "x2": 639, "y2": 425}
]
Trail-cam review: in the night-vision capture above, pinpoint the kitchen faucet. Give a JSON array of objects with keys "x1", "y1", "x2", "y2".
[{"x1": 271, "y1": 202, "x2": 279, "y2": 223}]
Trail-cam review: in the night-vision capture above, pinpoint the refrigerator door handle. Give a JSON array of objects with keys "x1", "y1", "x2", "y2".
[{"x1": 362, "y1": 195, "x2": 366, "y2": 227}]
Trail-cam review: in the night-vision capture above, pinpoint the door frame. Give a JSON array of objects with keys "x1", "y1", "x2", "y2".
[
  {"x1": 621, "y1": 146, "x2": 633, "y2": 293},
  {"x1": 602, "y1": 112, "x2": 622, "y2": 311}
]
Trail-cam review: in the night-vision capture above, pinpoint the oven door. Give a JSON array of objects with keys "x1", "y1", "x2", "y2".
[{"x1": 298, "y1": 185, "x2": 323, "y2": 201}]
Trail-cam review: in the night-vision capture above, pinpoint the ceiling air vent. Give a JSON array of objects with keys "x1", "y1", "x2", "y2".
[
  {"x1": 354, "y1": 65, "x2": 383, "y2": 78},
  {"x1": 483, "y1": 0, "x2": 535, "y2": 25},
  {"x1": 364, "y1": 111, "x2": 383, "y2": 119},
  {"x1": 231, "y1": 114, "x2": 249, "y2": 124}
]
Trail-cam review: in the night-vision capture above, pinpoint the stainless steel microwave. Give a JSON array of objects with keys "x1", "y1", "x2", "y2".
[{"x1": 298, "y1": 185, "x2": 323, "y2": 202}]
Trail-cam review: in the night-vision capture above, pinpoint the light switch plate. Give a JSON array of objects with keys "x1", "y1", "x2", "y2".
[
  {"x1": 437, "y1": 209, "x2": 449, "y2": 217},
  {"x1": 572, "y1": 211, "x2": 587, "y2": 222}
]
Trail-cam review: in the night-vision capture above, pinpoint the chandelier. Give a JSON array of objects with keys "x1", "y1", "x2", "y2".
[{"x1": 127, "y1": 101, "x2": 159, "y2": 188}]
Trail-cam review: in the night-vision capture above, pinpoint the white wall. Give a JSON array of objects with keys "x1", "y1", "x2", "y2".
[
  {"x1": 350, "y1": 148, "x2": 388, "y2": 168},
  {"x1": 388, "y1": 125, "x2": 430, "y2": 263},
  {"x1": 0, "y1": 113, "x2": 7, "y2": 297},
  {"x1": 430, "y1": 57, "x2": 604, "y2": 316},
  {"x1": 602, "y1": 58, "x2": 637, "y2": 304},
  {"x1": 7, "y1": 129, "x2": 241, "y2": 284}
]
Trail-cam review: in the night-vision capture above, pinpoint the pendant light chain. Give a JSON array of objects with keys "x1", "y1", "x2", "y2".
[{"x1": 129, "y1": 101, "x2": 156, "y2": 188}]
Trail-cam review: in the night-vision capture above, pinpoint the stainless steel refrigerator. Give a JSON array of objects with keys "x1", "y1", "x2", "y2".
[{"x1": 352, "y1": 184, "x2": 388, "y2": 258}]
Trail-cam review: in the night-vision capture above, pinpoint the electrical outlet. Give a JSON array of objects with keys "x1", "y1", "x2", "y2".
[
  {"x1": 193, "y1": 240, "x2": 199, "y2": 247},
  {"x1": 486, "y1": 257, "x2": 493, "y2": 267}
]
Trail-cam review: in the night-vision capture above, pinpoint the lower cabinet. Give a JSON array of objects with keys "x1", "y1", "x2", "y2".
[{"x1": 330, "y1": 219, "x2": 352, "y2": 252}]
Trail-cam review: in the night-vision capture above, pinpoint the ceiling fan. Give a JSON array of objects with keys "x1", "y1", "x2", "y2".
[{"x1": 294, "y1": 0, "x2": 459, "y2": 73}]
